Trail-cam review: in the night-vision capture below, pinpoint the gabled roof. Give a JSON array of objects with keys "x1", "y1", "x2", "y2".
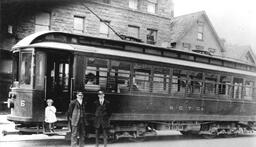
[
  {"x1": 225, "y1": 44, "x2": 256, "y2": 64},
  {"x1": 170, "y1": 11, "x2": 225, "y2": 52}
]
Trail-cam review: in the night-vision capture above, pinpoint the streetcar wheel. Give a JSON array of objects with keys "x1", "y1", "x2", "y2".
[
  {"x1": 180, "y1": 131, "x2": 190, "y2": 136},
  {"x1": 2, "y1": 130, "x2": 7, "y2": 136},
  {"x1": 128, "y1": 136, "x2": 145, "y2": 142},
  {"x1": 201, "y1": 134, "x2": 217, "y2": 139}
]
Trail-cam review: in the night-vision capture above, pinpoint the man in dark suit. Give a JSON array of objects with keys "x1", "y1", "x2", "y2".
[
  {"x1": 94, "y1": 90, "x2": 111, "y2": 147},
  {"x1": 68, "y1": 91, "x2": 88, "y2": 147}
]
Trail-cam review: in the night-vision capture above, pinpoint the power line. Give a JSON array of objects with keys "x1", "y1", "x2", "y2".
[{"x1": 82, "y1": 3, "x2": 125, "y2": 40}]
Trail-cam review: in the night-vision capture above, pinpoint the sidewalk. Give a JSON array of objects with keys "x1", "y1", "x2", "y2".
[
  {"x1": 0, "y1": 114, "x2": 65, "y2": 142},
  {"x1": 0, "y1": 114, "x2": 18, "y2": 137}
]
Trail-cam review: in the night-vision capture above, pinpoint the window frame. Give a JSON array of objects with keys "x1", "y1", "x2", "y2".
[
  {"x1": 35, "y1": 11, "x2": 51, "y2": 32},
  {"x1": 74, "y1": 15, "x2": 85, "y2": 34},
  {"x1": 128, "y1": 25, "x2": 140, "y2": 39},
  {"x1": 19, "y1": 49, "x2": 34, "y2": 89},
  {"x1": 147, "y1": 0, "x2": 157, "y2": 14},
  {"x1": 99, "y1": 20, "x2": 110, "y2": 37},
  {"x1": 197, "y1": 21, "x2": 204, "y2": 41},
  {"x1": 182, "y1": 43, "x2": 191, "y2": 50},
  {"x1": 146, "y1": 28, "x2": 157, "y2": 45},
  {"x1": 129, "y1": 0, "x2": 139, "y2": 10}
]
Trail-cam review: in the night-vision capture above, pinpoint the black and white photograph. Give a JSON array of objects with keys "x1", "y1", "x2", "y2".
[{"x1": 0, "y1": 0, "x2": 256, "y2": 146}]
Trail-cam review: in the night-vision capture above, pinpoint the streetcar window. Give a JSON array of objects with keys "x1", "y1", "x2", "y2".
[
  {"x1": 35, "y1": 51, "x2": 46, "y2": 90},
  {"x1": 171, "y1": 69, "x2": 187, "y2": 95},
  {"x1": 180, "y1": 54, "x2": 194, "y2": 61},
  {"x1": 109, "y1": 60, "x2": 131, "y2": 93},
  {"x1": 152, "y1": 67, "x2": 170, "y2": 94},
  {"x1": 20, "y1": 52, "x2": 32, "y2": 87},
  {"x1": 219, "y1": 76, "x2": 232, "y2": 97},
  {"x1": 210, "y1": 59, "x2": 222, "y2": 65},
  {"x1": 233, "y1": 78, "x2": 243, "y2": 99},
  {"x1": 58, "y1": 63, "x2": 69, "y2": 91},
  {"x1": 163, "y1": 51, "x2": 178, "y2": 58},
  {"x1": 85, "y1": 58, "x2": 108, "y2": 91},
  {"x1": 195, "y1": 56, "x2": 209, "y2": 63},
  {"x1": 236, "y1": 63, "x2": 247, "y2": 70},
  {"x1": 12, "y1": 52, "x2": 19, "y2": 83},
  {"x1": 204, "y1": 73, "x2": 218, "y2": 95},
  {"x1": 133, "y1": 63, "x2": 151, "y2": 93},
  {"x1": 188, "y1": 71, "x2": 203, "y2": 94},
  {"x1": 244, "y1": 80, "x2": 254, "y2": 100},
  {"x1": 145, "y1": 48, "x2": 161, "y2": 55},
  {"x1": 224, "y1": 61, "x2": 235, "y2": 68}
]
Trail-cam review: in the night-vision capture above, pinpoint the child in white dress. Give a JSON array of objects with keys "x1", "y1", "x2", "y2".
[{"x1": 45, "y1": 99, "x2": 57, "y2": 132}]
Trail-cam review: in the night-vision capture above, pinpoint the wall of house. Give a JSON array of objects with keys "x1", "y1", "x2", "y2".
[
  {"x1": 1, "y1": 0, "x2": 174, "y2": 49},
  {"x1": 175, "y1": 17, "x2": 223, "y2": 57}
]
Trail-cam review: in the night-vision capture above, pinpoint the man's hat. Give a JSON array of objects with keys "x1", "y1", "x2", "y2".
[
  {"x1": 98, "y1": 90, "x2": 104, "y2": 95},
  {"x1": 77, "y1": 91, "x2": 83, "y2": 95}
]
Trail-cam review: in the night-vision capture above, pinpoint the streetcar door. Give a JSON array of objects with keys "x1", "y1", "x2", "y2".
[{"x1": 46, "y1": 53, "x2": 73, "y2": 113}]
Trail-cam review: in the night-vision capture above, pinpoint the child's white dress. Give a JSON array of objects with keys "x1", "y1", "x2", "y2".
[{"x1": 45, "y1": 106, "x2": 57, "y2": 123}]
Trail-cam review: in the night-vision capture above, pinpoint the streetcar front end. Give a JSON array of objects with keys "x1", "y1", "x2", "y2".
[{"x1": 7, "y1": 47, "x2": 46, "y2": 129}]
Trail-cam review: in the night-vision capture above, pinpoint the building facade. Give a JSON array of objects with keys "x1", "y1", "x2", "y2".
[
  {"x1": 225, "y1": 44, "x2": 256, "y2": 64},
  {"x1": 170, "y1": 11, "x2": 224, "y2": 57},
  {"x1": 0, "y1": 0, "x2": 174, "y2": 108}
]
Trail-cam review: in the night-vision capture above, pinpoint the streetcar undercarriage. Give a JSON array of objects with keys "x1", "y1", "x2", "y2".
[{"x1": 5, "y1": 119, "x2": 255, "y2": 140}]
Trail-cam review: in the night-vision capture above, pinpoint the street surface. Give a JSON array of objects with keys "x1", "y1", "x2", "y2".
[{"x1": 1, "y1": 114, "x2": 256, "y2": 147}]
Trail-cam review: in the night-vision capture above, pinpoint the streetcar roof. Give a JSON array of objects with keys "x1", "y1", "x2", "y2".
[
  {"x1": 71, "y1": 44, "x2": 256, "y2": 77},
  {"x1": 12, "y1": 31, "x2": 56, "y2": 50},
  {"x1": 12, "y1": 31, "x2": 256, "y2": 69}
]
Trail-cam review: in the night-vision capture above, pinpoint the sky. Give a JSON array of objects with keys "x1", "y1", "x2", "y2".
[{"x1": 173, "y1": 0, "x2": 256, "y2": 51}]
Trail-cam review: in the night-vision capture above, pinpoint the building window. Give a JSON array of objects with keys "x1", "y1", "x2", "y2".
[
  {"x1": 147, "y1": 0, "x2": 157, "y2": 14},
  {"x1": 129, "y1": 0, "x2": 138, "y2": 10},
  {"x1": 197, "y1": 21, "x2": 204, "y2": 41},
  {"x1": 196, "y1": 45, "x2": 204, "y2": 50},
  {"x1": 146, "y1": 29, "x2": 157, "y2": 44},
  {"x1": 35, "y1": 12, "x2": 50, "y2": 32},
  {"x1": 99, "y1": 21, "x2": 110, "y2": 37},
  {"x1": 128, "y1": 25, "x2": 140, "y2": 38},
  {"x1": 182, "y1": 43, "x2": 191, "y2": 50},
  {"x1": 102, "y1": 0, "x2": 110, "y2": 4},
  {"x1": 74, "y1": 16, "x2": 85, "y2": 34}
]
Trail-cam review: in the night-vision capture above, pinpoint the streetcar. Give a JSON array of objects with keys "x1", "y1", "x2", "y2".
[{"x1": 6, "y1": 31, "x2": 256, "y2": 139}]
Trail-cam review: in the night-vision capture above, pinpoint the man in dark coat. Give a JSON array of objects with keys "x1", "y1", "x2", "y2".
[
  {"x1": 68, "y1": 91, "x2": 88, "y2": 147},
  {"x1": 94, "y1": 90, "x2": 111, "y2": 147}
]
